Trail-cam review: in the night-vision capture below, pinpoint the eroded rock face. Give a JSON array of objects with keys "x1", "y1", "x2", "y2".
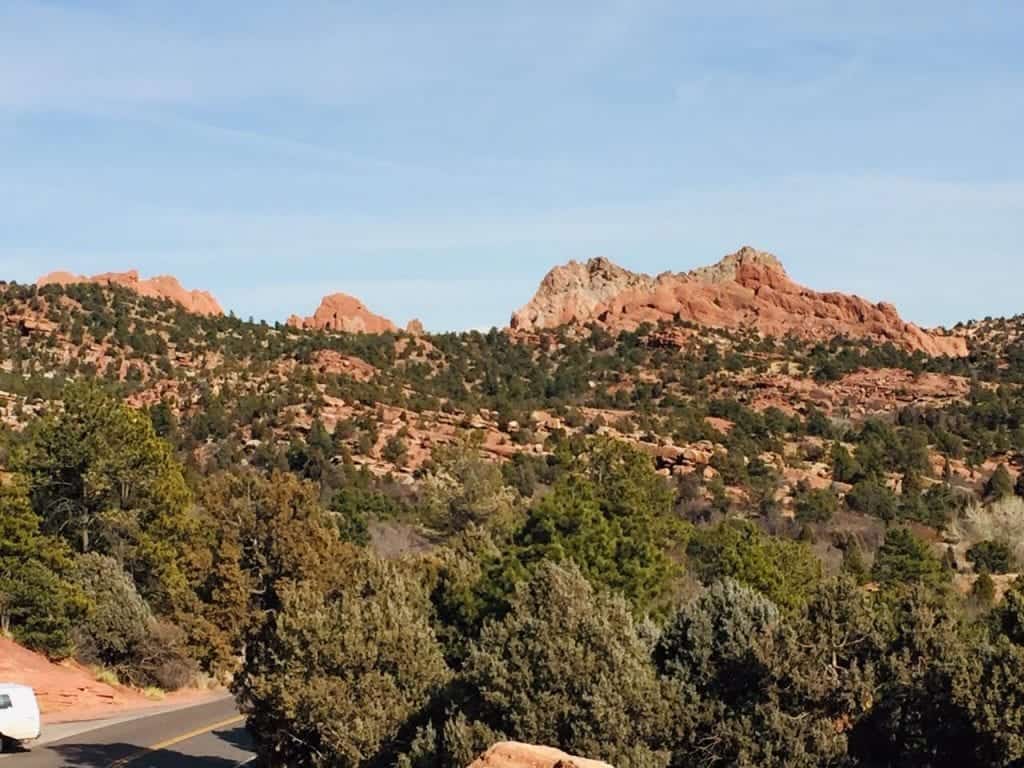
[
  {"x1": 287, "y1": 292, "x2": 398, "y2": 334},
  {"x1": 511, "y1": 246, "x2": 967, "y2": 357},
  {"x1": 38, "y1": 270, "x2": 223, "y2": 316},
  {"x1": 469, "y1": 742, "x2": 613, "y2": 768}
]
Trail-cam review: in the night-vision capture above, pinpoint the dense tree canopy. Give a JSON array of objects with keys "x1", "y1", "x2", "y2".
[
  {"x1": 456, "y1": 562, "x2": 672, "y2": 767},
  {"x1": 0, "y1": 479, "x2": 80, "y2": 657},
  {"x1": 234, "y1": 551, "x2": 449, "y2": 768},
  {"x1": 17, "y1": 383, "x2": 194, "y2": 612},
  {"x1": 686, "y1": 519, "x2": 822, "y2": 612},
  {"x1": 872, "y1": 527, "x2": 949, "y2": 592}
]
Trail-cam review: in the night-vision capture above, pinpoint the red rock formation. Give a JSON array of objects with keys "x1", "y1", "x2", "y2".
[
  {"x1": 511, "y1": 247, "x2": 967, "y2": 357},
  {"x1": 406, "y1": 318, "x2": 426, "y2": 336},
  {"x1": 288, "y1": 293, "x2": 398, "y2": 334},
  {"x1": 469, "y1": 742, "x2": 612, "y2": 768},
  {"x1": 37, "y1": 270, "x2": 223, "y2": 316}
]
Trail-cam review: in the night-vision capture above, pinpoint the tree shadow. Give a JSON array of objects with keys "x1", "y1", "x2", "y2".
[
  {"x1": 211, "y1": 723, "x2": 255, "y2": 754},
  {"x1": 48, "y1": 729, "x2": 252, "y2": 767}
]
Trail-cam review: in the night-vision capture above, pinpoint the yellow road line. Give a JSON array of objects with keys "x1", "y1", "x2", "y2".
[{"x1": 108, "y1": 715, "x2": 245, "y2": 768}]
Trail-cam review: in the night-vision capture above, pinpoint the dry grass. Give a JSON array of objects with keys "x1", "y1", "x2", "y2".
[
  {"x1": 946, "y1": 496, "x2": 1024, "y2": 566},
  {"x1": 91, "y1": 667, "x2": 121, "y2": 688}
]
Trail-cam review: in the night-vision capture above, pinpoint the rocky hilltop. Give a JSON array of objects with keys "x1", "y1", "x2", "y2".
[
  {"x1": 288, "y1": 292, "x2": 423, "y2": 335},
  {"x1": 37, "y1": 270, "x2": 223, "y2": 316},
  {"x1": 511, "y1": 247, "x2": 967, "y2": 357}
]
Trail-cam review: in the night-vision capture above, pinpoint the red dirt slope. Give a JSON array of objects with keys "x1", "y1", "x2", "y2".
[{"x1": 0, "y1": 637, "x2": 212, "y2": 724}]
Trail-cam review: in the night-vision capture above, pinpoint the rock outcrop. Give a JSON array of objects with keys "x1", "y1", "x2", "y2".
[
  {"x1": 288, "y1": 293, "x2": 398, "y2": 334},
  {"x1": 511, "y1": 247, "x2": 967, "y2": 357},
  {"x1": 38, "y1": 270, "x2": 223, "y2": 316},
  {"x1": 469, "y1": 742, "x2": 613, "y2": 768}
]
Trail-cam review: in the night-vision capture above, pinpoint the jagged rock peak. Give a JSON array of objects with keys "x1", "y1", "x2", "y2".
[
  {"x1": 36, "y1": 269, "x2": 223, "y2": 316},
  {"x1": 287, "y1": 292, "x2": 398, "y2": 334},
  {"x1": 687, "y1": 245, "x2": 786, "y2": 283},
  {"x1": 510, "y1": 257, "x2": 654, "y2": 331},
  {"x1": 541, "y1": 256, "x2": 653, "y2": 293}
]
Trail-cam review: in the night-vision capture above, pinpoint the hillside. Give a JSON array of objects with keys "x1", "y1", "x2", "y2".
[
  {"x1": 0, "y1": 274, "x2": 1019, "y2": 510},
  {"x1": 0, "y1": 260, "x2": 1022, "y2": 766}
]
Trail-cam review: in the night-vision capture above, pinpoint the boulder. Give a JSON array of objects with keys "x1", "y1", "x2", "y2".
[
  {"x1": 469, "y1": 742, "x2": 613, "y2": 768},
  {"x1": 288, "y1": 293, "x2": 397, "y2": 334}
]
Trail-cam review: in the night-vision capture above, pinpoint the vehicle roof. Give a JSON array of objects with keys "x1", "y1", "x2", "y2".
[{"x1": 0, "y1": 683, "x2": 35, "y2": 693}]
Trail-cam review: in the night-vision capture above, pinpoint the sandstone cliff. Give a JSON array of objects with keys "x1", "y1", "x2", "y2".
[
  {"x1": 510, "y1": 247, "x2": 967, "y2": 357},
  {"x1": 38, "y1": 270, "x2": 223, "y2": 316},
  {"x1": 287, "y1": 293, "x2": 398, "y2": 334}
]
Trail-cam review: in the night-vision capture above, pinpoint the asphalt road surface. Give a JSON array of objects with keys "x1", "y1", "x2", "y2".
[{"x1": 2, "y1": 697, "x2": 254, "y2": 768}]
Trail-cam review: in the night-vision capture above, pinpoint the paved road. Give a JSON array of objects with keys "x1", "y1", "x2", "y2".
[{"x1": 2, "y1": 697, "x2": 254, "y2": 768}]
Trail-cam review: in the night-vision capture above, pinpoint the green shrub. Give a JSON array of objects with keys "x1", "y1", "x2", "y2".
[
  {"x1": 0, "y1": 479, "x2": 80, "y2": 659},
  {"x1": 235, "y1": 552, "x2": 450, "y2": 767},
  {"x1": 687, "y1": 519, "x2": 822, "y2": 612},
  {"x1": 456, "y1": 562, "x2": 672, "y2": 767},
  {"x1": 847, "y1": 479, "x2": 898, "y2": 522},
  {"x1": 794, "y1": 484, "x2": 839, "y2": 523},
  {"x1": 68, "y1": 553, "x2": 196, "y2": 690},
  {"x1": 971, "y1": 571, "x2": 996, "y2": 608},
  {"x1": 656, "y1": 579, "x2": 848, "y2": 767},
  {"x1": 987, "y1": 464, "x2": 1014, "y2": 501},
  {"x1": 967, "y1": 540, "x2": 1016, "y2": 574},
  {"x1": 69, "y1": 553, "x2": 151, "y2": 668},
  {"x1": 872, "y1": 528, "x2": 948, "y2": 590},
  {"x1": 0, "y1": 560, "x2": 77, "y2": 659}
]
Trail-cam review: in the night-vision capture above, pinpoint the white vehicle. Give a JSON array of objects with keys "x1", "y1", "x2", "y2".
[{"x1": 0, "y1": 684, "x2": 41, "y2": 752}]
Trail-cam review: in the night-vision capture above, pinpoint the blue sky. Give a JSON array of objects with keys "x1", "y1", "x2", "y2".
[{"x1": 1, "y1": 1, "x2": 1021, "y2": 330}]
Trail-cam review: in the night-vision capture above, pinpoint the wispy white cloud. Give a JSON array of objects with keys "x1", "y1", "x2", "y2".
[
  {"x1": 0, "y1": 1, "x2": 462, "y2": 111},
  {"x1": 0, "y1": 0, "x2": 655, "y2": 113},
  {"x1": 0, "y1": 1, "x2": 1020, "y2": 334}
]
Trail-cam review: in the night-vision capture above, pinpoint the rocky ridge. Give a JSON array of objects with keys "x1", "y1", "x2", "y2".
[
  {"x1": 511, "y1": 247, "x2": 967, "y2": 357},
  {"x1": 37, "y1": 270, "x2": 223, "y2": 316}
]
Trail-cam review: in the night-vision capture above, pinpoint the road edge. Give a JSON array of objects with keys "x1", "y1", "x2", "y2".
[{"x1": 34, "y1": 693, "x2": 237, "y2": 748}]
